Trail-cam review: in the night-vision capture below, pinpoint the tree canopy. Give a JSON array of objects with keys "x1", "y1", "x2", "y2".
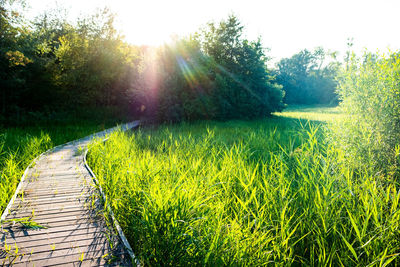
[
  {"x1": 1, "y1": 4, "x2": 285, "y2": 125},
  {"x1": 130, "y1": 16, "x2": 284, "y2": 122},
  {"x1": 276, "y1": 48, "x2": 339, "y2": 105}
]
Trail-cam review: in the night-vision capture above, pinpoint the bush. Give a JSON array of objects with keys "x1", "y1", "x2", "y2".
[{"x1": 332, "y1": 51, "x2": 400, "y2": 177}]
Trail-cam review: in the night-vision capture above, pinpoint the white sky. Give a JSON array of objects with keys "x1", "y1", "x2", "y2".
[{"x1": 24, "y1": 0, "x2": 400, "y2": 63}]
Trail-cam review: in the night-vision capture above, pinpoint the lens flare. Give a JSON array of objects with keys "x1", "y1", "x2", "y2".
[{"x1": 176, "y1": 56, "x2": 198, "y2": 88}]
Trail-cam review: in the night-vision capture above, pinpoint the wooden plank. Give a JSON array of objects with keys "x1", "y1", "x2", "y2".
[
  {"x1": 1, "y1": 237, "x2": 109, "y2": 257},
  {"x1": 9, "y1": 203, "x2": 93, "y2": 214},
  {"x1": 1, "y1": 223, "x2": 104, "y2": 239},
  {"x1": 15, "y1": 192, "x2": 90, "y2": 201},
  {"x1": 1, "y1": 232, "x2": 107, "y2": 248},
  {"x1": 30, "y1": 170, "x2": 84, "y2": 177},
  {"x1": 7, "y1": 206, "x2": 92, "y2": 218},
  {"x1": 12, "y1": 197, "x2": 92, "y2": 209},
  {"x1": 26, "y1": 175, "x2": 91, "y2": 182},
  {"x1": 32, "y1": 163, "x2": 80, "y2": 169},
  {"x1": 30, "y1": 172, "x2": 90, "y2": 179},
  {"x1": 2, "y1": 213, "x2": 99, "y2": 228},
  {"x1": 21, "y1": 186, "x2": 91, "y2": 194},
  {"x1": 8, "y1": 218, "x2": 99, "y2": 229},
  {"x1": 15, "y1": 193, "x2": 90, "y2": 202},
  {"x1": 20, "y1": 188, "x2": 93, "y2": 198},
  {"x1": 1, "y1": 246, "x2": 109, "y2": 265},
  {"x1": 21, "y1": 182, "x2": 88, "y2": 189},
  {"x1": 7, "y1": 208, "x2": 98, "y2": 220},
  {"x1": 33, "y1": 163, "x2": 75, "y2": 169},
  {"x1": 1, "y1": 228, "x2": 104, "y2": 244},
  {"x1": 19, "y1": 183, "x2": 90, "y2": 191},
  {"x1": 6, "y1": 253, "x2": 118, "y2": 267}
]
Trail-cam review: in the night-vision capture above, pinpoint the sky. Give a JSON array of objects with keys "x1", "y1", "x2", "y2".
[{"x1": 24, "y1": 0, "x2": 400, "y2": 63}]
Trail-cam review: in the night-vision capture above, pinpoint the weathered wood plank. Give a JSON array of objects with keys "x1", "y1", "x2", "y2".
[
  {"x1": 9, "y1": 203, "x2": 91, "y2": 214},
  {"x1": 21, "y1": 186, "x2": 91, "y2": 194},
  {"x1": 2, "y1": 213, "x2": 101, "y2": 228},
  {"x1": 14, "y1": 193, "x2": 91, "y2": 202},
  {"x1": 1, "y1": 237, "x2": 109, "y2": 257},
  {"x1": 1, "y1": 228, "x2": 104, "y2": 244},
  {"x1": 19, "y1": 189, "x2": 93, "y2": 199},
  {"x1": 1, "y1": 247, "x2": 110, "y2": 265},
  {"x1": 6, "y1": 253, "x2": 118, "y2": 267},
  {"x1": 2, "y1": 222, "x2": 104, "y2": 237},
  {"x1": 1, "y1": 231, "x2": 106, "y2": 248},
  {"x1": 12, "y1": 198, "x2": 92, "y2": 209}
]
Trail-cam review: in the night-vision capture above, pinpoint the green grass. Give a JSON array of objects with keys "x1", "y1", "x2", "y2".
[
  {"x1": 88, "y1": 106, "x2": 400, "y2": 266},
  {"x1": 274, "y1": 104, "x2": 343, "y2": 122},
  {"x1": 0, "y1": 120, "x2": 116, "y2": 215}
]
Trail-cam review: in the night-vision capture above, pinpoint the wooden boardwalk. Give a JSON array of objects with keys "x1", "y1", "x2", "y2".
[{"x1": 0, "y1": 122, "x2": 139, "y2": 266}]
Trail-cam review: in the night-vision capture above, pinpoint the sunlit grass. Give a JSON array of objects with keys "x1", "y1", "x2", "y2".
[
  {"x1": 88, "y1": 107, "x2": 400, "y2": 266},
  {"x1": 274, "y1": 104, "x2": 343, "y2": 122}
]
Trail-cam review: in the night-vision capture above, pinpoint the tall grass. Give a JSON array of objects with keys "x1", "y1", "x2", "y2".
[
  {"x1": 0, "y1": 121, "x2": 115, "y2": 215},
  {"x1": 88, "y1": 111, "x2": 400, "y2": 266}
]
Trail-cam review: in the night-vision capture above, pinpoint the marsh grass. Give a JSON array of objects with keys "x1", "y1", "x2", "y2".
[
  {"x1": 88, "y1": 108, "x2": 400, "y2": 266},
  {"x1": 0, "y1": 121, "x2": 114, "y2": 215}
]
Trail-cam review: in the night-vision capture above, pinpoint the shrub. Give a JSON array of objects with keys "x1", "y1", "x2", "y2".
[{"x1": 332, "y1": 51, "x2": 400, "y2": 177}]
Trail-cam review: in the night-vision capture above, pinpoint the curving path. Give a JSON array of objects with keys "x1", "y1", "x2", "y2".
[{"x1": 0, "y1": 121, "x2": 139, "y2": 266}]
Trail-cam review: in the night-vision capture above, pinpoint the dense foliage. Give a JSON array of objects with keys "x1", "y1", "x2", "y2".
[
  {"x1": 1, "y1": 2, "x2": 284, "y2": 125},
  {"x1": 1, "y1": 3, "x2": 138, "y2": 125},
  {"x1": 130, "y1": 16, "x2": 284, "y2": 122},
  {"x1": 88, "y1": 109, "x2": 400, "y2": 266},
  {"x1": 332, "y1": 52, "x2": 400, "y2": 178},
  {"x1": 276, "y1": 48, "x2": 339, "y2": 105}
]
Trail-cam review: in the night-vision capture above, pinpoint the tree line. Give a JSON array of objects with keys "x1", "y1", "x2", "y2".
[
  {"x1": 275, "y1": 48, "x2": 339, "y2": 105},
  {"x1": 1, "y1": 2, "x2": 339, "y2": 125}
]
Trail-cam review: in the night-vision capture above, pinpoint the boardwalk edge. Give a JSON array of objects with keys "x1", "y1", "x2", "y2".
[{"x1": 83, "y1": 121, "x2": 140, "y2": 266}]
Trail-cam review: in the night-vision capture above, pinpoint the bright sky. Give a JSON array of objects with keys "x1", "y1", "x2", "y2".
[{"x1": 25, "y1": 0, "x2": 400, "y2": 63}]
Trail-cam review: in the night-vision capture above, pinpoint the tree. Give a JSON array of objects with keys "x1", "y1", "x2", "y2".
[
  {"x1": 276, "y1": 48, "x2": 339, "y2": 105},
  {"x1": 201, "y1": 15, "x2": 284, "y2": 119},
  {"x1": 130, "y1": 15, "x2": 284, "y2": 122},
  {"x1": 0, "y1": 4, "x2": 141, "y2": 125},
  {"x1": 1, "y1": 8, "x2": 284, "y2": 125},
  {"x1": 48, "y1": 9, "x2": 137, "y2": 109},
  {"x1": 0, "y1": 1, "x2": 28, "y2": 119}
]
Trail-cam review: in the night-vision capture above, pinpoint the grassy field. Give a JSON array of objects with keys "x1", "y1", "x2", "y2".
[
  {"x1": 274, "y1": 104, "x2": 343, "y2": 122},
  {"x1": 0, "y1": 120, "x2": 117, "y2": 215},
  {"x1": 87, "y1": 106, "x2": 400, "y2": 266}
]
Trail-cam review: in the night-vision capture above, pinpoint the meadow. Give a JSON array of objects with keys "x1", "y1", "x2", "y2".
[
  {"x1": 87, "y1": 106, "x2": 400, "y2": 266},
  {"x1": 0, "y1": 120, "x2": 116, "y2": 215}
]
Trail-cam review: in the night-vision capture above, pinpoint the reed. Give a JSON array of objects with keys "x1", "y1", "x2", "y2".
[{"x1": 88, "y1": 107, "x2": 400, "y2": 266}]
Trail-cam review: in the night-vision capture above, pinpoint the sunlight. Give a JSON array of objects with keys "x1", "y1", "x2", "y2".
[
  {"x1": 177, "y1": 56, "x2": 198, "y2": 88},
  {"x1": 116, "y1": 1, "x2": 198, "y2": 46},
  {"x1": 25, "y1": 0, "x2": 400, "y2": 59}
]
